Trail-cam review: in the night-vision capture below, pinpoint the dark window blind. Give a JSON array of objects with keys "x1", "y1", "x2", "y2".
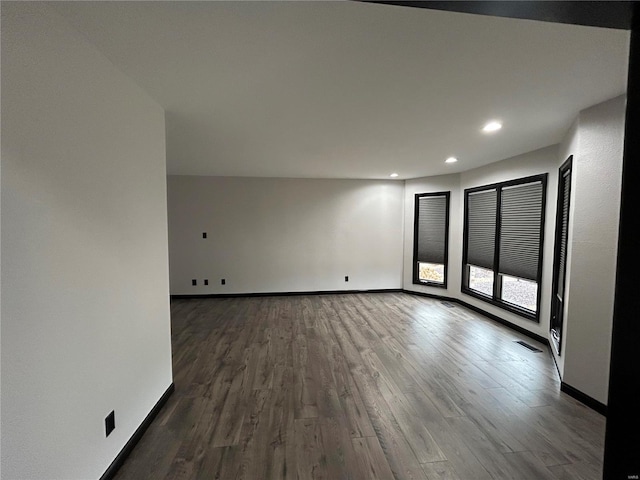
[
  {"x1": 557, "y1": 170, "x2": 571, "y2": 296},
  {"x1": 466, "y1": 189, "x2": 497, "y2": 270},
  {"x1": 417, "y1": 194, "x2": 447, "y2": 265},
  {"x1": 499, "y1": 181, "x2": 544, "y2": 281}
]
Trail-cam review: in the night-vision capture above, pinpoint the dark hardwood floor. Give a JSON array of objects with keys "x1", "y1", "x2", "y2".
[{"x1": 113, "y1": 292, "x2": 605, "y2": 480}]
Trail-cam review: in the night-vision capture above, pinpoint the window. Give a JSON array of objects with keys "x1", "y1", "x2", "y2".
[
  {"x1": 550, "y1": 157, "x2": 572, "y2": 354},
  {"x1": 469, "y1": 265, "x2": 494, "y2": 297},
  {"x1": 462, "y1": 174, "x2": 547, "y2": 320},
  {"x1": 413, "y1": 192, "x2": 450, "y2": 287}
]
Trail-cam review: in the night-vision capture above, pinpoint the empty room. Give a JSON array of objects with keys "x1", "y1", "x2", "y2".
[{"x1": 2, "y1": 2, "x2": 640, "y2": 480}]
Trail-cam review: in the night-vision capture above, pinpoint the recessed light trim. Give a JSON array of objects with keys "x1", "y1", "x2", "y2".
[
  {"x1": 445, "y1": 157, "x2": 458, "y2": 164},
  {"x1": 390, "y1": 173, "x2": 399, "y2": 178},
  {"x1": 482, "y1": 121, "x2": 503, "y2": 133}
]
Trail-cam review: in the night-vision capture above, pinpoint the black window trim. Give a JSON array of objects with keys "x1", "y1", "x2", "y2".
[
  {"x1": 461, "y1": 173, "x2": 548, "y2": 321},
  {"x1": 550, "y1": 155, "x2": 573, "y2": 354},
  {"x1": 413, "y1": 191, "x2": 450, "y2": 288}
]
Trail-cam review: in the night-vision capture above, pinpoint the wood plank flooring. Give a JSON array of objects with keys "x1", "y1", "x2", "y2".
[{"x1": 113, "y1": 292, "x2": 605, "y2": 480}]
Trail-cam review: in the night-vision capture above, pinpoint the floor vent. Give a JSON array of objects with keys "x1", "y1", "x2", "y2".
[
  {"x1": 515, "y1": 340, "x2": 543, "y2": 353},
  {"x1": 441, "y1": 302, "x2": 455, "y2": 308}
]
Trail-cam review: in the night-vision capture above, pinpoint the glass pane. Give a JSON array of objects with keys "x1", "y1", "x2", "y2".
[
  {"x1": 418, "y1": 262, "x2": 445, "y2": 283},
  {"x1": 501, "y1": 275, "x2": 538, "y2": 312},
  {"x1": 469, "y1": 265, "x2": 493, "y2": 297}
]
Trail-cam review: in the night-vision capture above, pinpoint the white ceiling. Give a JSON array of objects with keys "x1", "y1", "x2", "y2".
[{"x1": 53, "y1": 1, "x2": 629, "y2": 180}]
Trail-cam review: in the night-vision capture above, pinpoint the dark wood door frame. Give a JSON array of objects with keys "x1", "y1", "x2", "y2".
[{"x1": 603, "y1": 5, "x2": 640, "y2": 478}]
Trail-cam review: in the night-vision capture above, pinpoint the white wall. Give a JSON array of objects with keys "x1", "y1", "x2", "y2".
[
  {"x1": 167, "y1": 176, "x2": 404, "y2": 294},
  {"x1": 1, "y1": 4, "x2": 173, "y2": 480},
  {"x1": 558, "y1": 95, "x2": 626, "y2": 405}
]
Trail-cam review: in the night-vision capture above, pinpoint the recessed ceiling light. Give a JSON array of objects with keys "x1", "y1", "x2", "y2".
[
  {"x1": 445, "y1": 157, "x2": 458, "y2": 164},
  {"x1": 390, "y1": 173, "x2": 399, "y2": 178},
  {"x1": 482, "y1": 121, "x2": 502, "y2": 133}
]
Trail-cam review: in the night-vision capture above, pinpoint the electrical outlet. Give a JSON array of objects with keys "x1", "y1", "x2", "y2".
[
  {"x1": 221, "y1": 278, "x2": 226, "y2": 285},
  {"x1": 192, "y1": 279, "x2": 197, "y2": 286},
  {"x1": 105, "y1": 411, "x2": 115, "y2": 437},
  {"x1": 202, "y1": 232, "x2": 207, "y2": 239},
  {"x1": 345, "y1": 276, "x2": 349, "y2": 282},
  {"x1": 204, "y1": 279, "x2": 209, "y2": 286}
]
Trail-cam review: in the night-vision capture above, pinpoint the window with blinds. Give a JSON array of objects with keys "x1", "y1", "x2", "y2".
[
  {"x1": 467, "y1": 189, "x2": 497, "y2": 270},
  {"x1": 462, "y1": 174, "x2": 547, "y2": 320},
  {"x1": 551, "y1": 157, "x2": 572, "y2": 354},
  {"x1": 499, "y1": 182, "x2": 544, "y2": 281},
  {"x1": 556, "y1": 168, "x2": 571, "y2": 298},
  {"x1": 413, "y1": 192, "x2": 450, "y2": 287}
]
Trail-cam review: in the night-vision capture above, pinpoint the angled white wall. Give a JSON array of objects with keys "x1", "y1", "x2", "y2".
[
  {"x1": 403, "y1": 96, "x2": 626, "y2": 407},
  {"x1": 403, "y1": 146, "x2": 559, "y2": 340},
  {"x1": 1, "y1": 4, "x2": 173, "y2": 479},
  {"x1": 557, "y1": 95, "x2": 626, "y2": 404},
  {"x1": 167, "y1": 176, "x2": 404, "y2": 295}
]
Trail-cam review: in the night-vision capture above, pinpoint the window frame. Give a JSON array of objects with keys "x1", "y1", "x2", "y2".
[
  {"x1": 461, "y1": 174, "x2": 548, "y2": 321},
  {"x1": 550, "y1": 156, "x2": 573, "y2": 354},
  {"x1": 413, "y1": 191, "x2": 451, "y2": 288}
]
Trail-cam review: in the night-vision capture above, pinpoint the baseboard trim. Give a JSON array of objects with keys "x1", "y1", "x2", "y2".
[
  {"x1": 175, "y1": 288, "x2": 549, "y2": 347},
  {"x1": 99, "y1": 382, "x2": 175, "y2": 480},
  {"x1": 170, "y1": 290, "x2": 606, "y2": 416},
  {"x1": 171, "y1": 288, "x2": 402, "y2": 300},
  {"x1": 561, "y1": 382, "x2": 607, "y2": 416},
  {"x1": 455, "y1": 298, "x2": 549, "y2": 346},
  {"x1": 550, "y1": 348, "x2": 563, "y2": 381},
  {"x1": 405, "y1": 289, "x2": 608, "y2": 416},
  {"x1": 402, "y1": 289, "x2": 549, "y2": 346},
  {"x1": 400, "y1": 289, "x2": 459, "y2": 304}
]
